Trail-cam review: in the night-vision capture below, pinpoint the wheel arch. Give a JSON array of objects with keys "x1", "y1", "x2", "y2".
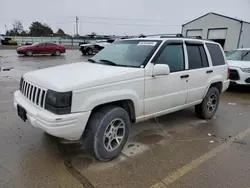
[
  {"x1": 203, "y1": 81, "x2": 223, "y2": 98},
  {"x1": 90, "y1": 99, "x2": 136, "y2": 123}
]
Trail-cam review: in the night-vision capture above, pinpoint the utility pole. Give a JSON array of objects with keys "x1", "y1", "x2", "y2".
[
  {"x1": 5, "y1": 24, "x2": 7, "y2": 34},
  {"x1": 75, "y1": 16, "x2": 79, "y2": 36}
]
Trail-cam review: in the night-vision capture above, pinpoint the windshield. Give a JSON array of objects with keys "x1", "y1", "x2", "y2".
[
  {"x1": 31, "y1": 42, "x2": 40, "y2": 46},
  {"x1": 226, "y1": 50, "x2": 250, "y2": 61},
  {"x1": 90, "y1": 40, "x2": 160, "y2": 68}
]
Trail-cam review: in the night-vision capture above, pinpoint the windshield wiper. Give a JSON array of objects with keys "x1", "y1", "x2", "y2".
[
  {"x1": 99, "y1": 59, "x2": 117, "y2": 66},
  {"x1": 241, "y1": 51, "x2": 250, "y2": 60},
  {"x1": 88, "y1": 58, "x2": 96, "y2": 63}
]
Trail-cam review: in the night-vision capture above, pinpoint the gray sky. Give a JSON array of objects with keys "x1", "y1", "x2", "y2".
[{"x1": 1, "y1": 0, "x2": 250, "y2": 36}]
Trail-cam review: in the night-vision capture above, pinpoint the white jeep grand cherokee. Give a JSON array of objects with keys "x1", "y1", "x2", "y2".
[{"x1": 14, "y1": 37, "x2": 230, "y2": 161}]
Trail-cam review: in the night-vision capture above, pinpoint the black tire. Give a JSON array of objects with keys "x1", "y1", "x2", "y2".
[
  {"x1": 87, "y1": 47, "x2": 93, "y2": 55},
  {"x1": 81, "y1": 51, "x2": 87, "y2": 56},
  {"x1": 195, "y1": 87, "x2": 220, "y2": 119},
  {"x1": 25, "y1": 50, "x2": 33, "y2": 56},
  {"x1": 83, "y1": 106, "x2": 130, "y2": 161}
]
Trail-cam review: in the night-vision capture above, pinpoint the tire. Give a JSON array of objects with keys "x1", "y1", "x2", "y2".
[
  {"x1": 195, "y1": 87, "x2": 220, "y2": 119},
  {"x1": 25, "y1": 50, "x2": 33, "y2": 56},
  {"x1": 81, "y1": 50, "x2": 87, "y2": 56},
  {"x1": 87, "y1": 48, "x2": 93, "y2": 55},
  {"x1": 83, "y1": 106, "x2": 130, "y2": 161},
  {"x1": 54, "y1": 50, "x2": 61, "y2": 56}
]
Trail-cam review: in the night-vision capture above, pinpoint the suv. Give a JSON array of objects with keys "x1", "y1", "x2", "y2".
[
  {"x1": 14, "y1": 36, "x2": 230, "y2": 161},
  {"x1": 226, "y1": 48, "x2": 250, "y2": 85}
]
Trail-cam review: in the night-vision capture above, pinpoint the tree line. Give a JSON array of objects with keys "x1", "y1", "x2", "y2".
[{"x1": 6, "y1": 21, "x2": 68, "y2": 37}]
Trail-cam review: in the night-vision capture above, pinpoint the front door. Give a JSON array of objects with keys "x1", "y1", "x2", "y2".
[
  {"x1": 144, "y1": 41, "x2": 188, "y2": 116},
  {"x1": 33, "y1": 43, "x2": 46, "y2": 54}
]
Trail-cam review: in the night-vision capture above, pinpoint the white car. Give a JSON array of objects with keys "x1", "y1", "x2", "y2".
[
  {"x1": 14, "y1": 36, "x2": 229, "y2": 161},
  {"x1": 79, "y1": 39, "x2": 116, "y2": 55},
  {"x1": 226, "y1": 48, "x2": 250, "y2": 85}
]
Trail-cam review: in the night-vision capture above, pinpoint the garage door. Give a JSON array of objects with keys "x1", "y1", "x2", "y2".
[
  {"x1": 208, "y1": 29, "x2": 227, "y2": 39},
  {"x1": 186, "y1": 30, "x2": 203, "y2": 37}
]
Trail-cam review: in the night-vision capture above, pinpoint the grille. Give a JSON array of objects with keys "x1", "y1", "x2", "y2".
[
  {"x1": 229, "y1": 69, "x2": 240, "y2": 80},
  {"x1": 20, "y1": 81, "x2": 46, "y2": 108}
]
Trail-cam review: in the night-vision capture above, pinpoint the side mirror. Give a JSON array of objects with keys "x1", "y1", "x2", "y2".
[{"x1": 153, "y1": 64, "x2": 170, "y2": 76}]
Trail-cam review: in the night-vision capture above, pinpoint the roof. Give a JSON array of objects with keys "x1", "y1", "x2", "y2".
[
  {"x1": 236, "y1": 48, "x2": 250, "y2": 50},
  {"x1": 124, "y1": 37, "x2": 217, "y2": 44},
  {"x1": 183, "y1": 12, "x2": 250, "y2": 26}
]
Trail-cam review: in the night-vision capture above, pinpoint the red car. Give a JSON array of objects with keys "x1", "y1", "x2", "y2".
[{"x1": 17, "y1": 42, "x2": 66, "y2": 56}]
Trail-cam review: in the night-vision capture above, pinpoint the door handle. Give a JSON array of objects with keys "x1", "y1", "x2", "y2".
[
  {"x1": 180, "y1": 74, "x2": 189, "y2": 79},
  {"x1": 206, "y1": 70, "x2": 213, "y2": 73}
]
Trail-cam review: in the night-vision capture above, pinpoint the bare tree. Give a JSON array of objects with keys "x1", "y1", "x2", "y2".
[{"x1": 13, "y1": 20, "x2": 24, "y2": 34}]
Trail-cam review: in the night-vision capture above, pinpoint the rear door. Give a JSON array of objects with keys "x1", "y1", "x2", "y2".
[
  {"x1": 45, "y1": 43, "x2": 57, "y2": 54},
  {"x1": 185, "y1": 41, "x2": 212, "y2": 103}
]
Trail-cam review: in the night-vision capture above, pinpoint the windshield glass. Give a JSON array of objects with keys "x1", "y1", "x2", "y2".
[
  {"x1": 91, "y1": 40, "x2": 160, "y2": 67},
  {"x1": 31, "y1": 42, "x2": 40, "y2": 46},
  {"x1": 226, "y1": 50, "x2": 250, "y2": 61}
]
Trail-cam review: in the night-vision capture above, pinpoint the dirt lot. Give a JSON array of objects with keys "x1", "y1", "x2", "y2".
[{"x1": 1, "y1": 50, "x2": 250, "y2": 188}]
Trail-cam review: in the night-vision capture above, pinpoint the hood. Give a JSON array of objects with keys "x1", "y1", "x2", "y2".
[
  {"x1": 24, "y1": 62, "x2": 144, "y2": 92},
  {"x1": 17, "y1": 45, "x2": 31, "y2": 50},
  {"x1": 80, "y1": 43, "x2": 93, "y2": 47},
  {"x1": 227, "y1": 60, "x2": 250, "y2": 68}
]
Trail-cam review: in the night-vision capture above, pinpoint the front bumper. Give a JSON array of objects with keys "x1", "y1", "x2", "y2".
[
  {"x1": 17, "y1": 50, "x2": 25, "y2": 54},
  {"x1": 14, "y1": 91, "x2": 91, "y2": 140},
  {"x1": 229, "y1": 67, "x2": 250, "y2": 85}
]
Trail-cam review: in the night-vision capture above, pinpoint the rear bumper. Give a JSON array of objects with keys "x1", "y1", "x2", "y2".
[
  {"x1": 222, "y1": 80, "x2": 230, "y2": 92},
  {"x1": 14, "y1": 91, "x2": 91, "y2": 140}
]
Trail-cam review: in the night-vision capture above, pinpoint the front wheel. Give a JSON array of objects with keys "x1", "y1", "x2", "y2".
[
  {"x1": 25, "y1": 50, "x2": 33, "y2": 56},
  {"x1": 195, "y1": 87, "x2": 220, "y2": 119},
  {"x1": 83, "y1": 106, "x2": 130, "y2": 161}
]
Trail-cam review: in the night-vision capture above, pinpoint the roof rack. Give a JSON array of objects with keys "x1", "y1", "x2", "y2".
[{"x1": 139, "y1": 33, "x2": 202, "y2": 39}]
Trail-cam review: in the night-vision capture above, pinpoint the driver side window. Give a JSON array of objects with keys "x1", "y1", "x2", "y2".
[{"x1": 155, "y1": 44, "x2": 185, "y2": 72}]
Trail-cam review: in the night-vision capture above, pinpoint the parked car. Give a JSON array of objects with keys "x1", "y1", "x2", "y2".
[
  {"x1": 79, "y1": 39, "x2": 116, "y2": 55},
  {"x1": 14, "y1": 36, "x2": 229, "y2": 161},
  {"x1": 16, "y1": 42, "x2": 66, "y2": 56},
  {"x1": 226, "y1": 48, "x2": 250, "y2": 85},
  {"x1": 1, "y1": 36, "x2": 17, "y2": 45}
]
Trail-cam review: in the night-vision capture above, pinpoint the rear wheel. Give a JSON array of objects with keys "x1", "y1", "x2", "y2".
[
  {"x1": 25, "y1": 50, "x2": 33, "y2": 56},
  {"x1": 195, "y1": 87, "x2": 220, "y2": 119},
  {"x1": 83, "y1": 106, "x2": 130, "y2": 161},
  {"x1": 54, "y1": 50, "x2": 61, "y2": 56},
  {"x1": 87, "y1": 48, "x2": 93, "y2": 55}
]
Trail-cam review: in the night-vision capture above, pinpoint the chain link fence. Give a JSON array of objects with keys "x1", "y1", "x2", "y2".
[{"x1": 6, "y1": 36, "x2": 98, "y2": 46}]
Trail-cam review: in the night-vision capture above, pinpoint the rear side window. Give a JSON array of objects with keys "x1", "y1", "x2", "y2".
[
  {"x1": 206, "y1": 43, "x2": 225, "y2": 66},
  {"x1": 46, "y1": 43, "x2": 57, "y2": 46},
  {"x1": 187, "y1": 45, "x2": 209, "y2": 69},
  {"x1": 199, "y1": 46, "x2": 209, "y2": 67}
]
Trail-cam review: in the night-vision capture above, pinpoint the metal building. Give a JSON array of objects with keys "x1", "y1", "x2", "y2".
[{"x1": 182, "y1": 12, "x2": 250, "y2": 51}]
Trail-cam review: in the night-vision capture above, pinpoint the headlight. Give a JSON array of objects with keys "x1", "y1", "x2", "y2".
[
  {"x1": 241, "y1": 68, "x2": 250, "y2": 73},
  {"x1": 19, "y1": 77, "x2": 24, "y2": 91},
  {"x1": 45, "y1": 90, "x2": 72, "y2": 115}
]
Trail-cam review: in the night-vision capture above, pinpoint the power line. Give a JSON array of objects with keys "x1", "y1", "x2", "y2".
[
  {"x1": 79, "y1": 15, "x2": 166, "y2": 22},
  {"x1": 80, "y1": 21, "x2": 180, "y2": 27}
]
